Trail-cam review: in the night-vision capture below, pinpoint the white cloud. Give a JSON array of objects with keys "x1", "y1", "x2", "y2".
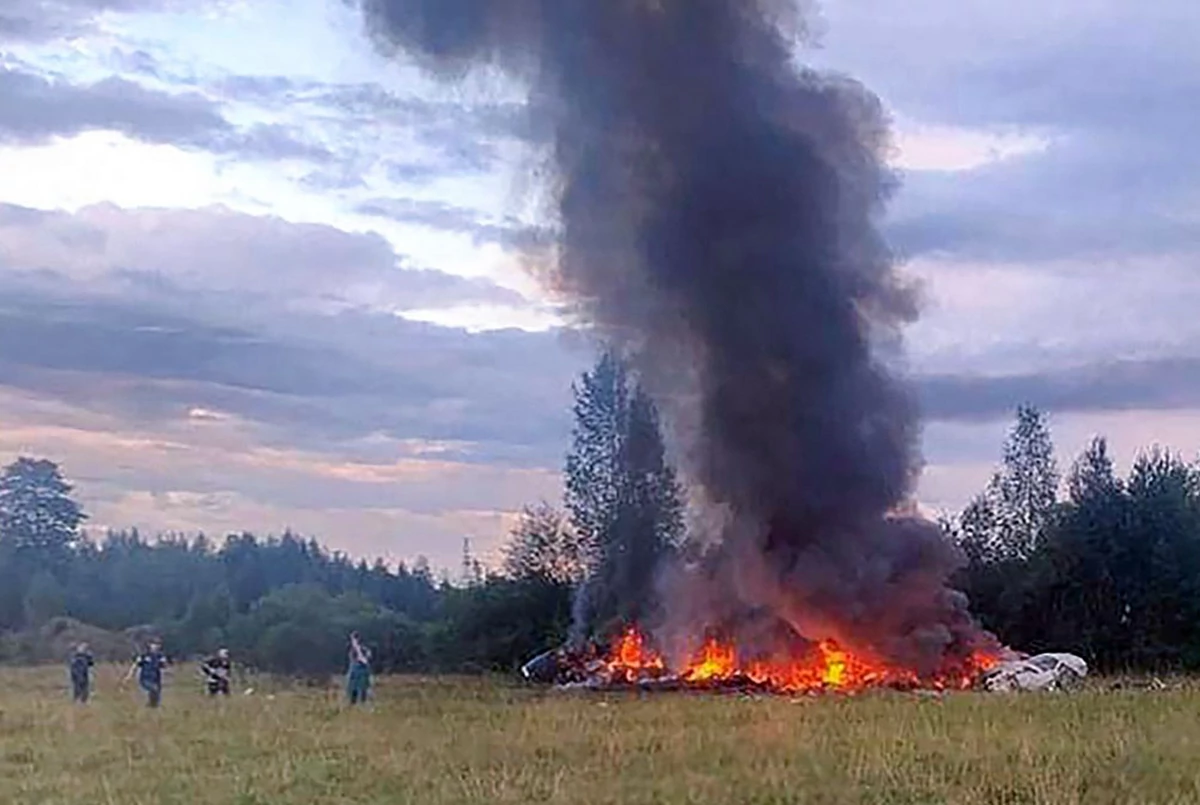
[
  {"x1": 891, "y1": 121, "x2": 1052, "y2": 173},
  {"x1": 0, "y1": 131, "x2": 220, "y2": 209},
  {"x1": 903, "y1": 253, "x2": 1200, "y2": 375},
  {"x1": 402, "y1": 303, "x2": 561, "y2": 333}
]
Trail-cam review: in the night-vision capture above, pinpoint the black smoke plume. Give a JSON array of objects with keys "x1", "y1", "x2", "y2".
[{"x1": 355, "y1": 0, "x2": 998, "y2": 671}]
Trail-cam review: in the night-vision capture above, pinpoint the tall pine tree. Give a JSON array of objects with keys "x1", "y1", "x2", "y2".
[{"x1": 564, "y1": 352, "x2": 684, "y2": 637}]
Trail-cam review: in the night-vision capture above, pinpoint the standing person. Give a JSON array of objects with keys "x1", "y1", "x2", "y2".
[
  {"x1": 68, "y1": 642, "x2": 94, "y2": 703},
  {"x1": 126, "y1": 640, "x2": 169, "y2": 708},
  {"x1": 345, "y1": 632, "x2": 372, "y2": 706},
  {"x1": 199, "y1": 648, "x2": 232, "y2": 697}
]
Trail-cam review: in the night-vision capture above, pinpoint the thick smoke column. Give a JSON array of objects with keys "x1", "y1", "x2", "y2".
[{"x1": 358, "y1": 0, "x2": 993, "y2": 670}]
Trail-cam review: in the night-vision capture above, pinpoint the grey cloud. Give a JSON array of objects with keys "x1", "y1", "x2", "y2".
[
  {"x1": 889, "y1": 176, "x2": 1200, "y2": 264},
  {"x1": 0, "y1": 291, "x2": 381, "y2": 397},
  {"x1": 0, "y1": 283, "x2": 579, "y2": 467},
  {"x1": 316, "y1": 84, "x2": 525, "y2": 182},
  {"x1": 859, "y1": 14, "x2": 1198, "y2": 137},
  {"x1": 0, "y1": 11, "x2": 44, "y2": 39},
  {"x1": 111, "y1": 49, "x2": 162, "y2": 78},
  {"x1": 0, "y1": 65, "x2": 326, "y2": 161},
  {"x1": 313, "y1": 82, "x2": 533, "y2": 140},
  {"x1": 7, "y1": 259, "x2": 1197, "y2": 473},
  {"x1": 811, "y1": 0, "x2": 1200, "y2": 263},
  {"x1": 815, "y1": 1, "x2": 1199, "y2": 124},
  {"x1": 300, "y1": 165, "x2": 369, "y2": 191},
  {"x1": 898, "y1": 252, "x2": 1200, "y2": 389},
  {"x1": 127, "y1": 66, "x2": 534, "y2": 190},
  {"x1": 0, "y1": 66, "x2": 224, "y2": 145},
  {"x1": 0, "y1": 202, "x2": 525, "y2": 310},
  {"x1": 384, "y1": 161, "x2": 446, "y2": 186},
  {"x1": 2, "y1": 205, "x2": 1196, "y2": 476},
  {"x1": 73, "y1": 441, "x2": 557, "y2": 518},
  {"x1": 918, "y1": 357, "x2": 1200, "y2": 423},
  {"x1": 210, "y1": 122, "x2": 331, "y2": 162},
  {"x1": 213, "y1": 74, "x2": 305, "y2": 102},
  {"x1": 357, "y1": 197, "x2": 551, "y2": 250},
  {"x1": 210, "y1": 75, "x2": 536, "y2": 182},
  {"x1": 213, "y1": 76, "x2": 514, "y2": 127},
  {"x1": 842, "y1": 2, "x2": 1200, "y2": 387},
  {"x1": 0, "y1": 0, "x2": 127, "y2": 41},
  {"x1": 887, "y1": 137, "x2": 1200, "y2": 263},
  {"x1": 0, "y1": 0, "x2": 214, "y2": 43},
  {"x1": 0, "y1": 203, "x2": 565, "y2": 465}
]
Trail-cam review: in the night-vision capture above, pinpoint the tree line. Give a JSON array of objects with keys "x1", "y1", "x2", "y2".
[
  {"x1": 3, "y1": 352, "x2": 1198, "y2": 677},
  {"x1": 0, "y1": 352, "x2": 683, "y2": 678},
  {"x1": 947, "y1": 406, "x2": 1200, "y2": 672}
]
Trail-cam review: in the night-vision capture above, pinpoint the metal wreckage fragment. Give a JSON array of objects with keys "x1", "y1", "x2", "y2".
[{"x1": 977, "y1": 653, "x2": 1088, "y2": 692}]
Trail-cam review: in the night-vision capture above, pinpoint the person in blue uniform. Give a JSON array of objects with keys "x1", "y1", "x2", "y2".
[
  {"x1": 126, "y1": 640, "x2": 169, "y2": 707},
  {"x1": 68, "y1": 642, "x2": 94, "y2": 703}
]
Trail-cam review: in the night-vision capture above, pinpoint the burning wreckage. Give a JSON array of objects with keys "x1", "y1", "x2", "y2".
[
  {"x1": 524, "y1": 628, "x2": 992, "y2": 694},
  {"x1": 523, "y1": 631, "x2": 1087, "y2": 695}
]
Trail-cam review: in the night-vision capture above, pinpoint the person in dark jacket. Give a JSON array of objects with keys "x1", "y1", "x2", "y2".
[
  {"x1": 199, "y1": 648, "x2": 232, "y2": 696},
  {"x1": 126, "y1": 640, "x2": 169, "y2": 707},
  {"x1": 68, "y1": 642, "x2": 94, "y2": 703}
]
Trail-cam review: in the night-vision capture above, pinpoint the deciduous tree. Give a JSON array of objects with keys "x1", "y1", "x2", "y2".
[
  {"x1": 502, "y1": 502, "x2": 585, "y2": 584},
  {"x1": 0, "y1": 457, "x2": 86, "y2": 569}
]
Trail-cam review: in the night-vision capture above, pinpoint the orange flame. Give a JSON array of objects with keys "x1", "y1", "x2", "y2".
[
  {"x1": 820, "y1": 641, "x2": 847, "y2": 687},
  {"x1": 600, "y1": 627, "x2": 1000, "y2": 694},
  {"x1": 684, "y1": 637, "x2": 737, "y2": 682},
  {"x1": 607, "y1": 627, "x2": 667, "y2": 683}
]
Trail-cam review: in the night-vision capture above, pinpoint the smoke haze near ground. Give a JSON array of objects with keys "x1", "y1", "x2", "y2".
[{"x1": 355, "y1": 0, "x2": 996, "y2": 672}]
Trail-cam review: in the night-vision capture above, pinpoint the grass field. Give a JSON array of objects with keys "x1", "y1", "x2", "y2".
[{"x1": 1, "y1": 666, "x2": 1198, "y2": 804}]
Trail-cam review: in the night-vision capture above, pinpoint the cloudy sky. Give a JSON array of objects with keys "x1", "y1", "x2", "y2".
[{"x1": 1, "y1": 0, "x2": 1197, "y2": 570}]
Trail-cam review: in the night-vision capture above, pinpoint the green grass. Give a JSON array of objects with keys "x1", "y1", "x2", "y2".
[{"x1": 1, "y1": 665, "x2": 1198, "y2": 804}]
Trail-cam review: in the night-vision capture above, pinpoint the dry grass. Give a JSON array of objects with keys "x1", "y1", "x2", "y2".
[{"x1": 1, "y1": 665, "x2": 1198, "y2": 804}]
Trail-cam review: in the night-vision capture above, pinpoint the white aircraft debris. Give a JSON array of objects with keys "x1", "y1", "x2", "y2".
[{"x1": 980, "y1": 652, "x2": 1088, "y2": 692}]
